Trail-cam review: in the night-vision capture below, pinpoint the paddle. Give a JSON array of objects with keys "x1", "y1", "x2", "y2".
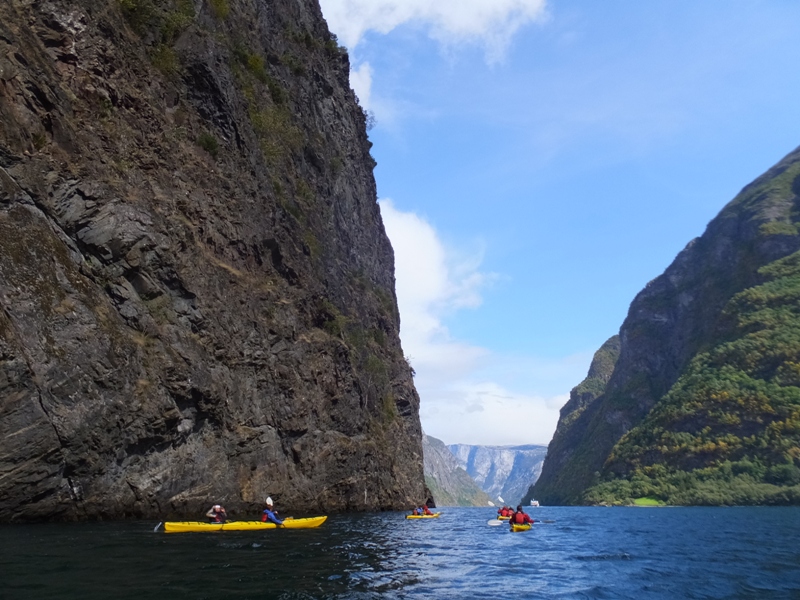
[{"x1": 487, "y1": 519, "x2": 503, "y2": 526}]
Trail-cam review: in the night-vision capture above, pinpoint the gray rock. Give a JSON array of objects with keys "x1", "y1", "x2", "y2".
[
  {"x1": 449, "y1": 443, "x2": 547, "y2": 505},
  {"x1": 422, "y1": 435, "x2": 490, "y2": 507},
  {"x1": 0, "y1": 0, "x2": 424, "y2": 521}
]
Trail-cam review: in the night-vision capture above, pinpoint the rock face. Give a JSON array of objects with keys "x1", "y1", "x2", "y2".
[
  {"x1": 522, "y1": 336, "x2": 619, "y2": 505},
  {"x1": 532, "y1": 146, "x2": 800, "y2": 505},
  {"x1": 421, "y1": 435, "x2": 490, "y2": 507},
  {"x1": 448, "y1": 443, "x2": 547, "y2": 505},
  {"x1": 0, "y1": 0, "x2": 425, "y2": 521}
]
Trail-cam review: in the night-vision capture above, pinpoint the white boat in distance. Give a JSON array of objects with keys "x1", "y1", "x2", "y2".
[{"x1": 530, "y1": 499, "x2": 540, "y2": 507}]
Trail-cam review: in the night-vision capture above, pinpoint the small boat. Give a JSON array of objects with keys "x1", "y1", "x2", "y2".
[
  {"x1": 162, "y1": 516, "x2": 327, "y2": 533},
  {"x1": 530, "y1": 499, "x2": 540, "y2": 507},
  {"x1": 405, "y1": 512, "x2": 441, "y2": 519},
  {"x1": 510, "y1": 523, "x2": 532, "y2": 532}
]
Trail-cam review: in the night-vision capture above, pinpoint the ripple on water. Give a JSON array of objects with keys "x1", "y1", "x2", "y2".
[{"x1": 1, "y1": 507, "x2": 800, "y2": 599}]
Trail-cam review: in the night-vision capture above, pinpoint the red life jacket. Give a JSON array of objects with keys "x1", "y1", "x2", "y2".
[{"x1": 512, "y1": 511, "x2": 530, "y2": 524}]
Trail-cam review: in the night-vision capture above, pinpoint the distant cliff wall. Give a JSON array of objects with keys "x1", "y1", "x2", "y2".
[
  {"x1": 422, "y1": 435, "x2": 490, "y2": 507},
  {"x1": 0, "y1": 0, "x2": 424, "y2": 521},
  {"x1": 449, "y1": 443, "x2": 547, "y2": 505}
]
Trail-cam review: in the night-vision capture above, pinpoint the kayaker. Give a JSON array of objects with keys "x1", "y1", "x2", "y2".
[
  {"x1": 422, "y1": 505, "x2": 433, "y2": 516},
  {"x1": 411, "y1": 507, "x2": 420, "y2": 516},
  {"x1": 261, "y1": 497, "x2": 284, "y2": 525},
  {"x1": 206, "y1": 504, "x2": 227, "y2": 523},
  {"x1": 510, "y1": 505, "x2": 533, "y2": 526}
]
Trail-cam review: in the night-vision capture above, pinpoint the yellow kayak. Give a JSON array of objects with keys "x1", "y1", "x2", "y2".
[
  {"x1": 163, "y1": 516, "x2": 327, "y2": 533},
  {"x1": 510, "y1": 523, "x2": 532, "y2": 532},
  {"x1": 497, "y1": 516, "x2": 510, "y2": 520},
  {"x1": 405, "y1": 513, "x2": 441, "y2": 519}
]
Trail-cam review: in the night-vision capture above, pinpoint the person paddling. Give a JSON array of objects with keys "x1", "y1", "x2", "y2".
[
  {"x1": 261, "y1": 497, "x2": 284, "y2": 525},
  {"x1": 510, "y1": 505, "x2": 534, "y2": 526},
  {"x1": 422, "y1": 505, "x2": 433, "y2": 516},
  {"x1": 206, "y1": 504, "x2": 227, "y2": 523}
]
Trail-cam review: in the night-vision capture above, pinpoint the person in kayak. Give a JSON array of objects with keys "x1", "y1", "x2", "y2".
[
  {"x1": 510, "y1": 505, "x2": 534, "y2": 526},
  {"x1": 261, "y1": 497, "x2": 284, "y2": 525},
  {"x1": 206, "y1": 504, "x2": 227, "y2": 523},
  {"x1": 422, "y1": 505, "x2": 433, "y2": 516}
]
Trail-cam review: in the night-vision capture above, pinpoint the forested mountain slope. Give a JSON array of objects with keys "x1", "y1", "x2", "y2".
[
  {"x1": 531, "y1": 147, "x2": 800, "y2": 505},
  {"x1": 0, "y1": 0, "x2": 424, "y2": 521}
]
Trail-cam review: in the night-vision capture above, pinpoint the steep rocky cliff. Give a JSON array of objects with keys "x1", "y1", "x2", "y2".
[
  {"x1": 532, "y1": 146, "x2": 800, "y2": 505},
  {"x1": 522, "y1": 336, "x2": 619, "y2": 505},
  {"x1": 449, "y1": 443, "x2": 547, "y2": 505},
  {"x1": 422, "y1": 435, "x2": 489, "y2": 507},
  {"x1": 0, "y1": 0, "x2": 425, "y2": 521}
]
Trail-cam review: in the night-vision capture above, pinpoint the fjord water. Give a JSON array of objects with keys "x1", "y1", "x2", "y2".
[{"x1": 1, "y1": 507, "x2": 798, "y2": 599}]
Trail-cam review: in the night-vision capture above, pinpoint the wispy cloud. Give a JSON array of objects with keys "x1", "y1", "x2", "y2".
[
  {"x1": 379, "y1": 199, "x2": 490, "y2": 354},
  {"x1": 349, "y1": 62, "x2": 373, "y2": 109},
  {"x1": 420, "y1": 382, "x2": 568, "y2": 446},
  {"x1": 380, "y1": 200, "x2": 586, "y2": 445},
  {"x1": 320, "y1": 0, "x2": 548, "y2": 62}
]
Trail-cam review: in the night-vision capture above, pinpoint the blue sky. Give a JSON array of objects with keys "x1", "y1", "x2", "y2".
[{"x1": 318, "y1": 0, "x2": 800, "y2": 446}]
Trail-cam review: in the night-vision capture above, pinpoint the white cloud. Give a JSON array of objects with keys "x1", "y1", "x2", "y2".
[
  {"x1": 319, "y1": 0, "x2": 548, "y2": 61},
  {"x1": 379, "y1": 200, "x2": 587, "y2": 446},
  {"x1": 349, "y1": 62, "x2": 373, "y2": 110},
  {"x1": 378, "y1": 199, "x2": 490, "y2": 361},
  {"x1": 420, "y1": 382, "x2": 568, "y2": 446}
]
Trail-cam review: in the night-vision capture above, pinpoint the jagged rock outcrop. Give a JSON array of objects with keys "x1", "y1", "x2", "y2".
[
  {"x1": 449, "y1": 443, "x2": 547, "y2": 505},
  {"x1": 421, "y1": 435, "x2": 489, "y2": 506},
  {"x1": 532, "y1": 146, "x2": 800, "y2": 505},
  {"x1": 0, "y1": 0, "x2": 425, "y2": 521}
]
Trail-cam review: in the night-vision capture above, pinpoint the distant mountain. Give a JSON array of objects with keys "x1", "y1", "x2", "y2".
[
  {"x1": 448, "y1": 444, "x2": 547, "y2": 505},
  {"x1": 422, "y1": 435, "x2": 491, "y2": 506}
]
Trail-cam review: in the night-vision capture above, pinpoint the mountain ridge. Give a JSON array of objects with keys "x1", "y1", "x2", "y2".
[{"x1": 530, "y1": 145, "x2": 800, "y2": 506}]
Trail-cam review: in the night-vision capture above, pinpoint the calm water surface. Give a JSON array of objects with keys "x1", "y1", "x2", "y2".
[{"x1": 1, "y1": 507, "x2": 799, "y2": 599}]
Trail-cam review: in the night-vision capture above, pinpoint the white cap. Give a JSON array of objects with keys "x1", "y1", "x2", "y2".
[
  {"x1": 265, "y1": 497, "x2": 273, "y2": 506},
  {"x1": 214, "y1": 505, "x2": 221, "y2": 510}
]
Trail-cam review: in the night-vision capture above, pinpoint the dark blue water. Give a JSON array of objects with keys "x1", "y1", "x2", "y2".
[{"x1": 1, "y1": 507, "x2": 799, "y2": 599}]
